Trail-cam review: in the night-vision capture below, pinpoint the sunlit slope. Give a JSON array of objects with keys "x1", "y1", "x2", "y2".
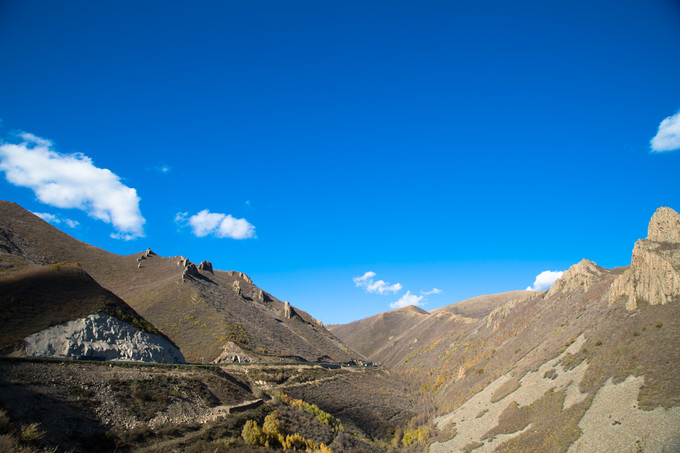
[{"x1": 0, "y1": 200, "x2": 359, "y2": 363}]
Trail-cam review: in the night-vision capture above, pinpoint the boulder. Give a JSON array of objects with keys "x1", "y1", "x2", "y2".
[
  {"x1": 199, "y1": 261, "x2": 213, "y2": 273},
  {"x1": 284, "y1": 300, "x2": 292, "y2": 319}
]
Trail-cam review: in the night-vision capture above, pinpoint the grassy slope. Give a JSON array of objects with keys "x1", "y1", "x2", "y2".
[
  {"x1": 0, "y1": 201, "x2": 358, "y2": 364},
  {"x1": 331, "y1": 257, "x2": 679, "y2": 450},
  {"x1": 327, "y1": 305, "x2": 431, "y2": 360}
]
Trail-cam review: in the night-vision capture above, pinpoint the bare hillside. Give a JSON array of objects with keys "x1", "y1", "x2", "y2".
[
  {"x1": 0, "y1": 201, "x2": 360, "y2": 364},
  {"x1": 331, "y1": 207, "x2": 680, "y2": 452}
]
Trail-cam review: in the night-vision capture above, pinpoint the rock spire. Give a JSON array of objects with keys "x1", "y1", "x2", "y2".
[{"x1": 609, "y1": 207, "x2": 680, "y2": 310}]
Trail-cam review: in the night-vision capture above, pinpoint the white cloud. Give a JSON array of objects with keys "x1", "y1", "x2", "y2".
[
  {"x1": 651, "y1": 111, "x2": 680, "y2": 152},
  {"x1": 421, "y1": 288, "x2": 442, "y2": 295},
  {"x1": 390, "y1": 291, "x2": 424, "y2": 309},
  {"x1": 0, "y1": 132, "x2": 144, "y2": 239},
  {"x1": 33, "y1": 211, "x2": 79, "y2": 228},
  {"x1": 526, "y1": 270, "x2": 564, "y2": 291},
  {"x1": 180, "y1": 209, "x2": 256, "y2": 239},
  {"x1": 353, "y1": 271, "x2": 402, "y2": 294}
]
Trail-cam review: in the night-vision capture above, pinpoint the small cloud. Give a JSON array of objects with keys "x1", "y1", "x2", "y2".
[
  {"x1": 64, "y1": 218, "x2": 79, "y2": 228},
  {"x1": 651, "y1": 110, "x2": 680, "y2": 152},
  {"x1": 33, "y1": 212, "x2": 80, "y2": 228},
  {"x1": 390, "y1": 291, "x2": 424, "y2": 309},
  {"x1": 0, "y1": 132, "x2": 144, "y2": 239},
  {"x1": 421, "y1": 288, "x2": 442, "y2": 295},
  {"x1": 526, "y1": 270, "x2": 564, "y2": 291},
  {"x1": 353, "y1": 271, "x2": 402, "y2": 294},
  {"x1": 178, "y1": 209, "x2": 256, "y2": 239}
]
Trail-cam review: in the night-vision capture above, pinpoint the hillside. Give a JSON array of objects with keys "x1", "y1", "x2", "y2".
[
  {"x1": 330, "y1": 207, "x2": 680, "y2": 451},
  {"x1": 2, "y1": 200, "x2": 679, "y2": 451},
  {"x1": 327, "y1": 304, "x2": 431, "y2": 360},
  {"x1": 0, "y1": 201, "x2": 360, "y2": 364}
]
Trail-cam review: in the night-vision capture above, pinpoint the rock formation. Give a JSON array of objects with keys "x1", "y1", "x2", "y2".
[
  {"x1": 647, "y1": 206, "x2": 680, "y2": 244},
  {"x1": 232, "y1": 280, "x2": 242, "y2": 296},
  {"x1": 23, "y1": 312, "x2": 185, "y2": 363},
  {"x1": 213, "y1": 341, "x2": 253, "y2": 364},
  {"x1": 144, "y1": 248, "x2": 156, "y2": 258},
  {"x1": 182, "y1": 263, "x2": 199, "y2": 282},
  {"x1": 226, "y1": 271, "x2": 253, "y2": 285},
  {"x1": 609, "y1": 207, "x2": 680, "y2": 310},
  {"x1": 547, "y1": 259, "x2": 607, "y2": 298},
  {"x1": 255, "y1": 289, "x2": 265, "y2": 303},
  {"x1": 284, "y1": 300, "x2": 292, "y2": 319},
  {"x1": 199, "y1": 260, "x2": 213, "y2": 273}
]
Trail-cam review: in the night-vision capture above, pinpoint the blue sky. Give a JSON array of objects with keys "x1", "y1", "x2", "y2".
[{"x1": 1, "y1": 1, "x2": 679, "y2": 324}]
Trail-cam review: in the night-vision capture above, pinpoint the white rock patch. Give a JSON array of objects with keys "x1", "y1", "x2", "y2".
[
  {"x1": 24, "y1": 312, "x2": 185, "y2": 364},
  {"x1": 431, "y1": 335, "x2": 589, "y2": 452},
  {"x1": 568, "y1": 375, "x2": 680, "y2": 453}
]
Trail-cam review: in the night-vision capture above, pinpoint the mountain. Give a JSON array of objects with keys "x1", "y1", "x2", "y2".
[
  {"x1": 0, "y1": 201, "x2": 359, "y2": 364},
  {"x1": 327, "y1": 304, "x2": 431, "y2": 361},
  {"x1": 330, "y1": 207, "x2": 680, "y2": 452}
]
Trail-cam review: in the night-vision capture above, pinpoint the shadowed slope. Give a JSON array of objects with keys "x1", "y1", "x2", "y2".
[{"x1": 0, "y1": 264, "x2": 165, "y2": 352}]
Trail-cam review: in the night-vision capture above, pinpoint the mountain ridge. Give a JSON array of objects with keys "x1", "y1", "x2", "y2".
[{"x1": 0, "y1": 200, "x2": 361, "y2": 364}]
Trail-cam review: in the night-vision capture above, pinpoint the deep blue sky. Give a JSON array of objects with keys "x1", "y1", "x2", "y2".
[{"x1": 1, "y1": 1, "x2": 679, "y2": 324}]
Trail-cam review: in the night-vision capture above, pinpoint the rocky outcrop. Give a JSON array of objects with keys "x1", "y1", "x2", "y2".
[
  {"x1": 255, "y1": 289, "x2": 265, "y2": 303},
  {"x1": 284, "y1": 301, "x2": 292, "y2": 319},
  {"x1": 546, "y1": 259, "x2": 607, "y2": 298},
  {"x1": 232, "y1": 280, "x2": 242, "y2": 296},
  {"x1": 226, "y1": 271, "x2": 253, "y2": 285},
  {"x1": 23, "y1": 312, "x2": 185, "y2": 363},
  {"x1": 199, "y1": 261, "x2": 213, "y2": 273},
  {"x1": 609, "y1": 207, "x2": 680, "y2": 310},
  {"x1": 647, "y1": 206, "x2": 680, "y2": 244},
  {"x1": 144, "y1": 248, "x2": 156, "y2": 258},
  {"x1": 182, "y1": 263, "x2": 199, "y2": 282},
  {"x1": 213, "y1": 341, "x2": 252, "y2": 364}
]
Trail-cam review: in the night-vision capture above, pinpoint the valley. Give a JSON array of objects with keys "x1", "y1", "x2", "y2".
[{"x1": 1, "y1": 201, "x2": 679, "y2": 452}]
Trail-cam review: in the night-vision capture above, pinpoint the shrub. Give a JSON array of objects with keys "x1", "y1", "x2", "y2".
[
  {"x1": 402, "y1": 425, "x2": 430, "y2": 447},
  {"x1": 20, "y1": 423, "x2": 45, "y2": 443},
  {"x1": 242, "y1": 420, "x2": 266, "y2": 446},
  {"x1": 276, "y1": 393, "x2": 342, "y2": 430}
]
